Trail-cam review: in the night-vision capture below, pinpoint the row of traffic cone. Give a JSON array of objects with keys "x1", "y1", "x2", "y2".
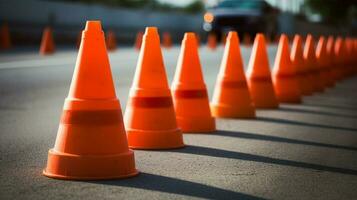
[
  {"x1": 0, "y1": 22, "x2": 276, "y2": 54},
  {"x1": 40, "y1": 27, "x2": 174, "y2": 54},
  {"x1": 40, "y1": 20, "x2": 355, "y2": 180},
  {"x1": 0, "y1": 24, "x2": 172, "y2": 53},
  {"x1": 207, "y1": 32, "x2": 277, "y2": 50}
]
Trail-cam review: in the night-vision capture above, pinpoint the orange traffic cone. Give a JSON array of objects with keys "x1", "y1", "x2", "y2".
[
  {"x1": 243, "y1": 33, "x2": 251, "y2": 46},
  {"x1": 333, "y1": 37, "x2": 345, "y2": 81},
  {"x1": 162, "y1": 32, "x2": 172, "y2": 48},
  {"x1": 291, "y1": 35, "x2": 313, "y2": 95},
  {"x1": 39, "y1": 27, "x2": 55, "y2": 55},
  {"x1": 246, "y1": 33, "x2": 279, "y2": 108},
  {"x1": 171, "y1": 33, "x2": 215, "y2": 132},
  {"x1": 325, "y1": 36, "x2": 336, "y2": 87},
  {"x1": 354, "y1": 39, "x2": 357, "y2": 75},
  {"x1": 272, "y1": 34, "x2": 301, "y2": 103},
  {"x1": 303, "y1": 34, "x2": 322, "y2": 93},
  {"x1": 347, "y1": 38, "x2": 355, "y2": 77},
  {"x1": 43, "y1": 21, "x2": 138, "y2": 180},
  {"x1": 134, "y1": 31, "x2": 143, "y2": 51},
  {"x1": 106, "y1": 30, "x2": 117, "y2": 51},
  {"x1": 124, "y1": 27, "x2": 184, "y2": 149},
  {"x1": 345, "y1": 38, "x2": 354, "y2": 76},
  {"x1": 211, "y1": 31, "x2": 255, "y2": 118},
  {"x1": 207, "y1": 33, "x2": 217, "y2": 50},
  {"x1": 0, "y1": 23, "x2": 11, "y2": 49},
  {"x1": 341, "y1": 38, "x2": 348, "y2": 78},
  {"x1": 316, "y1": 36, "x2": 332, "y2": 89}
]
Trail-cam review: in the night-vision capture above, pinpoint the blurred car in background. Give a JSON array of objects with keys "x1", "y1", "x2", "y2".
[{"x1": 203, "y1": 0, "x2": 278, "y2": 40}]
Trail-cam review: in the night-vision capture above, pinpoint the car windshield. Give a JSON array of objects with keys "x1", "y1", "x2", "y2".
[{"x1": 217, "y1": 0, "x2": 263, "y2": 10}]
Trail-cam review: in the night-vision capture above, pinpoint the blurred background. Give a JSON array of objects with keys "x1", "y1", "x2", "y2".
[{"x1": 0, "y1": 0, "x2": 356, "y2": 46}]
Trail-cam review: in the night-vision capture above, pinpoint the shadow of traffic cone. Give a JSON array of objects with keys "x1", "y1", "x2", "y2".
[
  {"x1": 246, "y1": 33, "x2": 278, "y2": 109},
  {"x1": 40, "y1": 27, "x2": 55, "y2": 55},
  {"x1": 171, "y1": 33, "x2": 215, "y2": 133},
  {"x1": 134, "y1": 31, "x2": 143, "y2": 51},
  {"x1": 325, "y1": 36, "x2": 336, "y2": 87},
  {"x1": 0, "y1": 23, "x2": 11, "y2": 49},
  {"x1": 316, "y1": 36, "x2": 331, "y2": 89},
  {"x1": 211, "y1": 31, "x2": 255, "y2": 118},
  {"x1": 124, "y1": 27, "x2": 184, "y2": 149},
  {"x1": 243, "y1": 33, "x2": 251, "y2": 46},
  {"x1": 303, "y1": 34, "x2": 322, "y2": 93},
  {"x1": 106, "y1": 30, "x2": 117, "y2": 51},
  {"x1": 291, "y1": 35, "x2": 313, "y2": 96},
  {"x1": 43, "y1": 21, "x2": 138, "y2": 180},
  {"x1": 272, "y1": 34, "x2": 301, "y2": 103},
  {"x1": 162, "y1": 32, "x2": 172, "y2": 48},
  {"x1": 207, "y1": 33, "x2": 217, "y2": 50}
]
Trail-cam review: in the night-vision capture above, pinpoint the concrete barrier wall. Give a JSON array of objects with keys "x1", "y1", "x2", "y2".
[
  {"x1": 277, "y1": 12, "x2": 348, "y2": 37},
  {"x1": 0, "y1": 0, "x2": 346, "y2": 45},
  {"x1": 294, "y1": 20, "x2": 347, "y2": 37},
  {"x1": 0, "y1": 0, "x2": 203, "y2": 44}
]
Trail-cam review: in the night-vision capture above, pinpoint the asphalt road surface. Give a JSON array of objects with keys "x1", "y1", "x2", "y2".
[{"x1": 1, "y1": 44, "x2": 357, "y2": 200}]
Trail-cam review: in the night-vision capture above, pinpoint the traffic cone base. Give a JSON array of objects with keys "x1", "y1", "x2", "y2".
[
  {"x1": 298, "y1": 72, "x2": 313, "y2": 96},
  {"x1": 313, "y1": 70, "x2": 325, "y2": 93},
  {"x1": 126, "y1": 96, "x2": 184, "y2": 149},
  {"x1": 274, "y1": 75, "x2": 301, "y2": 103},
  {"x1": 211, "y1": 80, "x2": 255, "y2": 118},
  {"x1": 211, "y1": 104, "x2": 255, "y2": 118},
  {"x1": 173, "y1": 89, "x2": 215, "y2": 132},
  {"x1": 324, "y1": 69, "x2": 335, "y2": 88},
  {"x1": 127, "y1": 129, "x2": 183, "y2": 149},
  {"x1": 248, "y1": 77, "x2": 279, "y2": 108},
  {"x1": 176, "y1": 116, "x2": 215, "y2": 132},
  {"x1": 320, "y1": 69, "x2": 331, "y2": 88},
  {"x1": 43, "y1": 21, "x2": 138, "y2": 180},
  {"x1": 44, "y1": 149, "x2": 138, "y2": 180}
]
